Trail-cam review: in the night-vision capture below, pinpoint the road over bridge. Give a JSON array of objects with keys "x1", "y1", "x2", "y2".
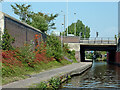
[{"x1": 59, "y1": 36, "x2": 118, "y2": 64}]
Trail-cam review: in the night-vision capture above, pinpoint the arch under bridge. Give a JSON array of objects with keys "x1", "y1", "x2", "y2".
[{"x1": 60, "y1": 36, "x2": 117, "y2": 64}]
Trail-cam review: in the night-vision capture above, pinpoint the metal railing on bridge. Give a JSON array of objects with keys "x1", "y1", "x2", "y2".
[{"x1": 80, "y1": 37, "x2": 117, "y2": 44}]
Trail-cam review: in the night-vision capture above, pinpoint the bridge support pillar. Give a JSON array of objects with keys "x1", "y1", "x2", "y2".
[
  {"x1": 116, "y1": 51, "x2": 120, "y2": 65},
  {"x1": 107, "y1": 51, "x2": 116, "y2": 64},
  {"x1": 80, "y1": 49, "x2": 85, "y2": 62}
]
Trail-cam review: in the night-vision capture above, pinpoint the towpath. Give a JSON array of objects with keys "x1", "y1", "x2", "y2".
[{"x1": 2, "y1": 62, "x2": 92, "y2": 88}]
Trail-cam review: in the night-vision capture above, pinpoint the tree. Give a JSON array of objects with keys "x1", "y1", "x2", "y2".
[
  {"x1": 63, "y1": 20, "x2": 90, "y2": 38},
  {"x1": 30, "y1": 13, "x2": 48, "y2": 32},
  {"x1": 11, "y1": 3, "x2": 33, "y2": 23},
  {"x1": 2, "y1": 29, "x2": 15, "y2": 50},
  {"x1": 37, "y1": 12, "x2": 58, "y2": 30},
  {"x1": 11, "y1": 3, "x2": 58, "y2": 32}
]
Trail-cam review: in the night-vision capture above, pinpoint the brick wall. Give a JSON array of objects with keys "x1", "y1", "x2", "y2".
[
  {"x1": 116, "y1": 52, "x2": 120, "y2": 64},
  {"x1": 4, "y1": 16, "x2": 47, "y2": 48},
  {"x1": 58, "y1": 36, "x2": 80, "y2": 43}
]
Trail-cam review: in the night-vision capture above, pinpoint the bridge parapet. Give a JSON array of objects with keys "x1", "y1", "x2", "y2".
[
  {"x1": 59, "y1": 36, "x2": 117, "y2": 45},
  {"x1": 80, "y1": 37, "x2": 117, "y2": 45}
]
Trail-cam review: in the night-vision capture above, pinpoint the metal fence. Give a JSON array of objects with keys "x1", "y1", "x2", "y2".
[{"x1": 79, "y1": 37, "x2": 117, "y2": 44}]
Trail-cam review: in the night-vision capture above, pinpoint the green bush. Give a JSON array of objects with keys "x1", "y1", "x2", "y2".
[
  {"x1": 49, "y1": 77, "x2": 61, "y2": 89},
  {"x1": 46, "y1": 34, "x2": 63, "y2": 61},
  {"x1": 2, "y1": 29, "x2": 15, "y2": 50},
  {"x1": 34, "y1": 77, "x2": 61, "y2": 89},
  {"x1": 15, "y1": 43, "x2": 35, "y2": 68},
  {"x1": 46, "y1": 35, "x2": 77, "y2": 62},
  {"x1": 63, "y1": 44, "x2": 77, "y2": 62},
  {"x1": 36, "y1": 82, "x2": 47, "y2": 89}
]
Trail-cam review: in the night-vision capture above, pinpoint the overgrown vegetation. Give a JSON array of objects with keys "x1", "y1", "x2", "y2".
[
  {"x1": 1, "y1": 30, "x2": 77, "y2": 85},
  {"x1": 2, "y1": 29, "x2": 15, "y2": 50},
  {"x1": 30, "y1": 77, "x2": 61, "y2": 89},
  {"x1": 46, "y1": 34, "x2": 63, "y2": 61},
  {"x1": 30, "y1": 74, "x2": 72, "y2": 89}
]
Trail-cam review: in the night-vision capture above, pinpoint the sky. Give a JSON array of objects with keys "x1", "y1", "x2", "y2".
[{"x1": 1, "y1": 1, "x2": 118, "y2": 37}]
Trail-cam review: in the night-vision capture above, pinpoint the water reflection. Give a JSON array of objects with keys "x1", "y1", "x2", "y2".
[{"x1": 60, "y1": 61, "x2": 120, "y2": 89}]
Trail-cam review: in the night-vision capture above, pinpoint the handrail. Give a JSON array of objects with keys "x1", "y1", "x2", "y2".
[{"x1": 79, "y1": 37, "x2": 117, "y2": 44}]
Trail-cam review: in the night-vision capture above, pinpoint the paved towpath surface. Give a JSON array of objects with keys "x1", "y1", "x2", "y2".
[{"x1": 2, "y1": 62, "x2": 92, "y2": 88}]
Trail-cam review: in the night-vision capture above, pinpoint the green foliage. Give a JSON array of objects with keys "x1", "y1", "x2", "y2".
[
  {"x1": 2, "y1": 29, "x2": 15, "y2": 50},
  {"x1": 34, "y1": 77, "x2": 61, "y2": 89},
  {"x1": 11, "y1": 3, "x2": 58, "y2": 32},
  {"x1": 64, "y1": 20, "x2": 90, "y2": 38},
  {"x1": 37, "y1": 12, "x2": 58, "y2": 30},
  {"x1": 37, "y1": 82, "x2": 47, "y2": 89},
  {"x1": 2, "y1": 59, "x2": 71, "y2": 85},
  {"x1": 49, "y1": 77, "x2": 61, "y2": 89},
  {"x1": 46, "y1": 36, "x2": 77, "y2": 62},
  {"x1": 16, "y1": 43, "x2": 35, "y2": 67},
  {"x1": 30, "y1": 13, "x2": 48, "y2": 32},
  {"x1": 85, "y1": 52, "x2": 93, "y2": 59},
  {"x1": 63, "y1": 44, "x2": 77, "y2": 62},
  {"x1": 67, "y1": 75, "x2": 71, "y2": 79},
  {"x1": 46, "y1": 34, "x2": 63, "y2": 61},
  {"x1": 44, "y1": 13, "x2": 58, "y2": 30},
  {"x1": 2, "y1": 65, "x2": 23, "y2": 77},
  {"x1": 11, "y1": 3, "x2": 33, "y2": 23},
  {"x1": 0, "y1": 31, "x2": 2, "y2": 50}
]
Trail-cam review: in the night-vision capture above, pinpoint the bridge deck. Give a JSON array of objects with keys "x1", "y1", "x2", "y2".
[{"x1": 60, "y1": 36, "x2": 117, "y2": 45}]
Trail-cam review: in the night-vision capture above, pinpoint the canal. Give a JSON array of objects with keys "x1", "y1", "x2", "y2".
[{"x1": 60, "y1": 61, "x2": 120, "y2": 89}]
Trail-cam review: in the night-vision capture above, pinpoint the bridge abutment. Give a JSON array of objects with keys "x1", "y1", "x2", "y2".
[
  {"x1": 116, "y1": 52, "x2": 120, "y2": 65},
  {"x1": 75, "y1": 51, "x2": 80, "y2": 62},
  {"x1": 107, "y1": 51, "x2": 116, "y2": 63}
]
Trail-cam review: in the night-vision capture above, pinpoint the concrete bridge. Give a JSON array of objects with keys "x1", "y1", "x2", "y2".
[{"x1": 59, "y1": 36, "x2": 118, "y2": 64}]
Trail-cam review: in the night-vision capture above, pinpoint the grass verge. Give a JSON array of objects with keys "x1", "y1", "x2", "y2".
[{"x1": 2, "y1": 59, "x2": 72, "y2": 85}]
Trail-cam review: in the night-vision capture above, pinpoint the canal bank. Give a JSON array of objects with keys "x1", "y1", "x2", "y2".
[
  {"x1": 60, "y1": 61, "x2": 120, "y2": 89},
  {"x1": 2, "y1": 62, "x2": 92, "y2": 88}
]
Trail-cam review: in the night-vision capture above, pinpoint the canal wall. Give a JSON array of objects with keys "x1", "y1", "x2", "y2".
[{"x1": 2, "y1": 62, "x2": 92, "y2": 88}]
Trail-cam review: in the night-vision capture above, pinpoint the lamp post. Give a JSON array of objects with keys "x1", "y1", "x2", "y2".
[
  {"x1": 61, "y1": 11, "x2": 65, "y2": 37},
  {"x1": 64, "y1": 14, "x2": 65, "y2": 36},
  {"x1": 67, "y1": 0, "x2": 68, "y2": 36},
  {"x1": 61, "y1": 23, "x2": 64, "y2": 50},
  {"x1": 74, "y1": 13, "x2": 76, "y2": 36}
]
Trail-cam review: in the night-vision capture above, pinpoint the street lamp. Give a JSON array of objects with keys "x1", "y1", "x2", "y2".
[
  {"x1": 67, "y1": 0, "x2": 68, "y2": 36},
  {"x1": 61, "y1": 23, "x2": 64, "y2": 50},
  {"x1": 74, "y1": 13, "x2": 76, "y2": 36},
  {"x1": 61, "y1": 10, "x2": 66, "y2": 37}
]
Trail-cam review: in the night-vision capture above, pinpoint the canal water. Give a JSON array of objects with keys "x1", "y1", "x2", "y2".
[{"x1": 60, "y1": 61, "x2": 120, "y2": 89}]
